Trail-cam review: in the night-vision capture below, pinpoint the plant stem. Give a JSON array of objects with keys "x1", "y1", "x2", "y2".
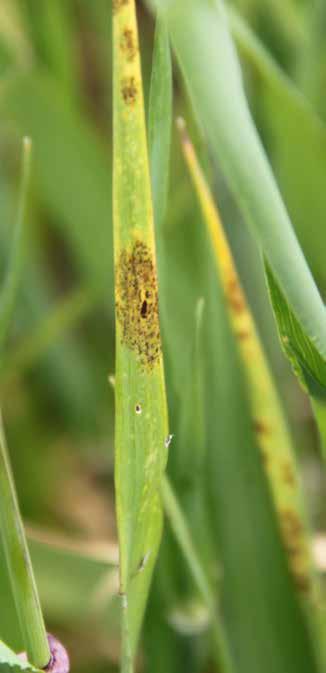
[{"x1": 0, "y1": 412, "x2": 50, "y2": 667}]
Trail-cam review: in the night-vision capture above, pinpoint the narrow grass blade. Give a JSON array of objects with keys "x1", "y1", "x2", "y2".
[
  {"x1": 265, "y1": 266, "x2": 326, "y2": 458},
  {"x1": 148, "y1": 0, "x2": 326, "y2": 363},
  {"x1": 112, "y1": 1, "x2": 169, "y2": 669},
  {"x1": 0, "y1": 414, "x2": 50, "y2": 668},
  {"x1": 229, "y1": 7, "x2": 326, "y2": 285},
  {"x1": 202, "y1": 267, "x2": 320, "y2": 673},
  {"x1": 297, "y1": 1, "x2": 326, "y2": 121},
  {"x1": 178, "y1": 122, "x2": 324, "y2": 671},
  {"x1": 177, "y1": 298, "x2": 206, "y2": 474},
  {"x1": 0, "y1": 138, "x2": 32, "y2": 355},
  {"x1": 148, "y1": 15, "x2": 174, "y2": 374},
  {"x1": 0, "y1": 140, "x2": 50, "y2": 668},
  {"x1": 162, "y1": 477, "x2": 234, "y2": 673},
  {"x1": 0, "y1": 641, "x2": 37, "y2": 673},
  {"x1": 178, "y1": 120, "x2": 316, "y2": 605},
  {"x1": 148, "y1": 19, "x2": 172, "y2": 232}
]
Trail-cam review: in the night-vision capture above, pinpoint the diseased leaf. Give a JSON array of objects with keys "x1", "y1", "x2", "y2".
[
  {"x1": 112, "y1": 1, "x2": 169, "y2": 669},
  {"x1": 178, "y1": 120, "x2": 316, "y2": 605}
]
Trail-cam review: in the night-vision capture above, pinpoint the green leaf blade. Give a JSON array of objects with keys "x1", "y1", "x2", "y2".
[
  {"x1": 148, "y1": 19, "x2": 172, "y2": 232},
  {"x1": 265, "y1": 263, "x2": 326, "y2": 455},
  {"x1": 112, "y1": 1, "x2": 169, "y2": 667}
]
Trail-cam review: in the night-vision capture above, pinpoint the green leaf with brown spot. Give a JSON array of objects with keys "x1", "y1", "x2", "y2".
[
  {"x1": 112, "y1": 1, "x2": 169, "y2": 670},
  {"x1": 178, "y1": 121, "x2": 316, "y2": 606}
]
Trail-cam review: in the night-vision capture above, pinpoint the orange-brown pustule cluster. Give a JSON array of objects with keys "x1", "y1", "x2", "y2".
[
  {"x1": 280, "y1": 508, "x2": 310, "y2": 594},
  {"x1": 116, "y1": 241, "x2": 161, "y2": 369},
  {"x1": 121, "y1": 76, "x2": 138, "y2": 105},
  {"x1": 120, "y1": 27, "x2": 137, "y2": 62},
  {"x1": 227, "y1": 275, "x2": 246, "y2": 315}
]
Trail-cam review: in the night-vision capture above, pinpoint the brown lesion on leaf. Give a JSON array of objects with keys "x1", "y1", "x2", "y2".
[
  {"x1": 280, "y1": 508, "x2": 310, "y2": 594},
  {"x1": 260, "y1": 448, "x2": 270, "y2": 468},
  {"x1": 282, "y1": 462, "x2": 296, "y2": 487},
  {"x1": 121, "y1": 76, "x2": 138, "y2": 105},
  {"x1": 227, "y1": 276, "x2": 246, "y2": 315},
  {"x1": 112, "y1": 0, "x2": 129, "y2": 14},
  {"x1": 120, "y1": 27, "x2": 137, "y2": 62},
  {"x1": 236, "y1": 329, "x2": 250, "y2": 341},
  {"x1": 115, "y1": 241, "x2": 162, "y2": 369},
  {"x1": 253, "y1": 419, "x2": 271, "y2": 437}
]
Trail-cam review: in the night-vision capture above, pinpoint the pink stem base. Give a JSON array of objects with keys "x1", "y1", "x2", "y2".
[{"x1": 18, "y1": 634, "x2": 69, "y2": 673}]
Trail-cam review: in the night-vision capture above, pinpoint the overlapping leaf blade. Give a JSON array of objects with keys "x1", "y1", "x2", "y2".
[
  {"x1": 148, "y1": 0, "x2": 326, "y2": 365},
  {"x1": 265, "y1": 265, "x2": 326, "y2": 455},
  {"x1": 229, "y1": 8, "x2": 326, "y2": 286}
]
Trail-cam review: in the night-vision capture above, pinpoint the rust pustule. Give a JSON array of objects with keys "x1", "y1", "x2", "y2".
[
  {"x1": 280, "y1": 508, "x2": 310, "y2": 594},
  {"x1": 260, "y1": 448, "x2": 270, "y2": 467},
  {"x1": 282, "y1": 462, "x2": 296, "y2": 487},
  {"x1": 236, "y1": 329, "x2": 250, "y2": 341},
  {"x1": 121, "y1": 76, "x2": 138, "y2": 105},
  {"x1": 227, "y1": 276, "x2": 246, "y2": 314},
  {"x1": 253, "y1": 419, "x2": 271, "y2": 437},
  {"x1": 116, "y1": 241, "x2": 161, "y2": 369},
  {"x1": 120, "y1": 27, "x2": 137, "y2": 62},
  {"x1": 281, "y1": 509, "x2": 303, "y2": 539}
]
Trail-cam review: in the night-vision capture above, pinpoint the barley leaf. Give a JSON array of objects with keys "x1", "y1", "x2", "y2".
[
  {"x1": 171, "y1": 124, "x2": 320, "y2": 673},
  {"x1": 229, "y1": 7, "x2": 326, "y2": 285},
  {"x1": 178, "y1": 120, "x2": 316, "y2": 606},
  {"x1": 112, "y1": 1, "x2": 169, "y2": 669},
  {"x1": 0, "y1": 141, "x2": 50, "y2": 668}
]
